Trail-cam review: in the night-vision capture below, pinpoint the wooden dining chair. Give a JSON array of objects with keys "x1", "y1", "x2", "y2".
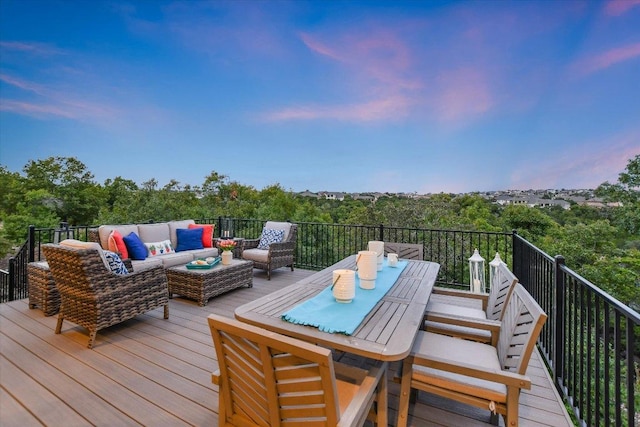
[
  {"x1": 397, "y1": 283, "x2": 547, "y2": 427},
  {"x1": 208, "y1": 314, "x2": 388, "y2": 427},
  {"x1": 383, "y1": 242, "x2": 423, "y2": 260},
  {"x1": 423, "y1": 262, "x2": 518, "y2": 345}
]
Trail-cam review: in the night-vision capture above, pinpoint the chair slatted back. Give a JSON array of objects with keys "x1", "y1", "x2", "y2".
[
  {"x1": 486, "y1": 263, "x2": 518, "y2": 321},
  {"x1": 208, "y1": 314, "x2": 341, "y2": 426},
  {"x1": 383, "y1": 242, "x2": 423, "y2": 260},
  {"x1": 496, "y1": 284, "x2": 547, "y2": 375}
]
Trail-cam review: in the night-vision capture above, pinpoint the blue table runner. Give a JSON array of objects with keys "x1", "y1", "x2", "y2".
[{"x1": 281, "y1": 259, "x2": 408, "y2": 335}]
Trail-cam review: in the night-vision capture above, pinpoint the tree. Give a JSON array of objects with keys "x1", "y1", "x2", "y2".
[
  {"x1": 22, "y1": 157, "x2": 103, "y2": 225},
  {"x1": 596, "y1": 154, "x2": 640, "y2": 235}
]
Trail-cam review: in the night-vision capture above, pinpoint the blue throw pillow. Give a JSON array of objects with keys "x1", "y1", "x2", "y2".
[
  {"x1": 123, "y1": 232, "x2": 148, "y2": 260},
  {"x1": 104, "y1": 250, "x2": 129, "y2": 275},
  {"x1": 257, "y1": 228, "x2": 285, "y2": 250},
  {"x1": 176, "y1": 227, "x2": 204, "y2": 252}
]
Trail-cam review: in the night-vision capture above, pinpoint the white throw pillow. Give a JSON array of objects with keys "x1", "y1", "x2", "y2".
[{"x1": 144, "y1": 240, "x2": 174, "y2": 257}]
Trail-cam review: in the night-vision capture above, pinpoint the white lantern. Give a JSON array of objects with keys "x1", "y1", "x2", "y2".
[
  {"x1": 468, "y1": 249, "x2": 486, "y2": 293},
  {"x1": 489, "y1": 252, "x2": 504, "y2": 291}
]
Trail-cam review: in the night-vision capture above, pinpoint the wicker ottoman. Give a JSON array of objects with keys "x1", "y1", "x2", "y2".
[
  {"x1": 166, "y1": 259, "x2": 253, "y2": 306},
  {"x1": 28, "y1": 262, "x2": 61, "y2": 316}
]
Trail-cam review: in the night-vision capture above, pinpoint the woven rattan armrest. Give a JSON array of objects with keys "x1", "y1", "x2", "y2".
[{"x1": 242, "y1": 238, "x2": 260, "y2": 250}]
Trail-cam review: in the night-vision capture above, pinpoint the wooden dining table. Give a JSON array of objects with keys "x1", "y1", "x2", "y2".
[{"x1": 235, "y1": 255, "x2": 440, "y2": 361}]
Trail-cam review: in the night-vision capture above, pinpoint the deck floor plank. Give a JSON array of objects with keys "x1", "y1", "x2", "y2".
[{"x1": 1, "y1": 267, "x2": 573, "y2": 427}]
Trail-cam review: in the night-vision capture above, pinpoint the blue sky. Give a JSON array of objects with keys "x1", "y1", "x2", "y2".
[{"x1": 1, "y1": 0, "x2": 639, "y2": 194}]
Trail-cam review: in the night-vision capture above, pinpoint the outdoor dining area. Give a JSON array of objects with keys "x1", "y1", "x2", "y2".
[{"x1": 0, "y1": 227, "x2": 574, "y2": 427}]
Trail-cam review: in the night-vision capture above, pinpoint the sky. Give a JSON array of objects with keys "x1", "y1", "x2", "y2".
[{"x1": 1, "y1": 0, "x2": 639, "y2": 194}]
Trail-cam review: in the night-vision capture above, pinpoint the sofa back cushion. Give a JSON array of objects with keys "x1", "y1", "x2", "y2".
[
  {"x1": 138, "y1": 223, "x2": 171, "y2": 244},
  {"x1": 98, "y1": 225, "x2": 139, "y2": 250}
]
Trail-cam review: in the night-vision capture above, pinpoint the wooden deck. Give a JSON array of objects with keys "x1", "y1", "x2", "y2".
[{"x1": 1, "y1": 267, "x2": 573, "y2": 427}]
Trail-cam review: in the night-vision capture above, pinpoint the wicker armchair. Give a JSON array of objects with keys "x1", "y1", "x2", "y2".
[
  {"x1": 41, "y1": 244, "x2": 169, "y2": 349},
  {"x1": 242, "y1": 221, "x2": 297, "y2": 280}
]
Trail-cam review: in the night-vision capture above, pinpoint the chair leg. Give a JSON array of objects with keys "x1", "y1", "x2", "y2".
[
  {"x1": 55, "y1": 316, "x2": 64, "y2": 334},
  {"x1": 87, "y1": 330, "x2": 97, "y2": 349},
  {"x1": 163, "y1": 304, "x2": 169, "y2": 319},
  {"x1": 396, "y1": 358, "x2": 413, "y2": 427},
  {"x1": 505, "y1": 387, "x2": 520, "y2": 426},
  {"x1": 376, "y1": 366, "x2": 388, "y2": 426}
]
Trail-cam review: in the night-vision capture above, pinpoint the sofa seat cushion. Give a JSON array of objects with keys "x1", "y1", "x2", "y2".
[
  {"x1": 130, "y1": 257, "x2": 163, "y2": 272},
  {"x1": 156, "y1": 252, "x2": 195, "y2": 268},
  {"x1": 243, "y1": 248, "x2": 269, "y2": 263},
  {"x1": 188, "y1": 248, "x2": 219, "y2": 260},
  {"x1": 98, "y1": 225, "x2": 139, "y2": 250},
  {"x1": 138, "y1": 223, "x2": 171, "y2": 244}
]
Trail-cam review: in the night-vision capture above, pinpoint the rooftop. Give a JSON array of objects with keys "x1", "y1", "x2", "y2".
[{"x1": 1, "y1": 267, "x2": 572, "y2": 426}]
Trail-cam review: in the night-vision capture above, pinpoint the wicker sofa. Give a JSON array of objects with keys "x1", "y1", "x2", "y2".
[{"x1": 94, "y1": 219, "x2": 218, "y2": 271}]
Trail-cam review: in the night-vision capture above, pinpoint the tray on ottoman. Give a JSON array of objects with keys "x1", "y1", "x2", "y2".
[{"x1": 167, "y1": 259, "x2": 253, "y2": 306}]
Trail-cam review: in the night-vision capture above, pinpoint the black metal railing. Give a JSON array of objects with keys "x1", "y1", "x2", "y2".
[
  {"x1": 513, "y1": 234, "x2": 639, "y2": 427},
  {"x1": 1, "y1": 218, "x2": 638, "y2": 426}
]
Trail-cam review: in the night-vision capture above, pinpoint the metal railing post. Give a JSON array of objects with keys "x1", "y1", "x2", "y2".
[
  {"x1": 28, "y1": 225, "x2": 35, "y2": 263},
  {"x1": 378, "y1": 224, "x2": 384, "y2": 241},
  {"x1": 8, "y1": 258, "x2": 16, "y2": 301},
  {"x1": 554, "y1": 255, "x2": 566, "y2": 387}
]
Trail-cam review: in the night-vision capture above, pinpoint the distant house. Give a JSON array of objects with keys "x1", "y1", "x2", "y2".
[
  {"x1": 495, "y1": 196, "x2": 570, "y2": 210},
  {"x1": 298, "y1": 190, "x2": 319, "y2": 198},
  {"x1": 323, "y1": 192, "x2": 345, "y2": 201}
]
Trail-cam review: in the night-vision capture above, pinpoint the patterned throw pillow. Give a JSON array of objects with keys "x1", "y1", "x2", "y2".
[
  {"x1": 257, "y1": 228, "x2": 285, "y2": 250},
  {"x1": 144, "y1": 239, "x2": 174, "y2": 257},
  {"x1": 104, "y1": 250, "x2": 129, "y2": 275}
]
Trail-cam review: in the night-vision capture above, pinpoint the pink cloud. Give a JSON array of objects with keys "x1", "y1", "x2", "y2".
[
  {"x1": 0, "y1": 41, "x2": 65, "y2": 56},
  {"x1": 434, "y1": 68, "x2": 494, "y2": 122},
  {"x1": 262, "y1": 95, "x2": 412, "y2": 123},
  {"x1": 604, "y1": 0, "x2": 640, "y2": 16},
  {"x1": 0, "y1": 100, "x2": 77, "y2": 119},
  {"x1": 578, "y1": 42, "x2": 640, "y2": 74},
  {"x1": 510, "y1": 132, "x2": 640, "y2": 189},
  {"x1": 0, "y1": 73, "x2": 118, "y2": 120}
]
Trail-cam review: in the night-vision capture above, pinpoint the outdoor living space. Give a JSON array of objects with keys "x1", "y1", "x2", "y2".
[{"x1": 1, "y1": 267, "x2": 572, "y2": 427}]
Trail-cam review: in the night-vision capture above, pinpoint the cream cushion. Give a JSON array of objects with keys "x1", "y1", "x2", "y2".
[
  {"x1": 242, "y1": 248, "x2": 269, "y2": 263},
  {"x1": 98, "y1": 225, "x2": 138, "y2": 250},
  {"x1": 411, "y1": 331, "x2": 507, "y2": 402},
  {"x1": 264, "y1": 221, "x2": 292, "y2": 242},
  {"x1": 138, "y1": 223, "x2": 171, "y2": 244},
  {"x1": 168, "y1": 220, "x2": 195, "y2": 248}
]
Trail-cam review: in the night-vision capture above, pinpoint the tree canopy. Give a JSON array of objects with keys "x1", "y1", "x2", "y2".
[{"x1": 1, "y1": 155, "x2": 639, "y2": 309}]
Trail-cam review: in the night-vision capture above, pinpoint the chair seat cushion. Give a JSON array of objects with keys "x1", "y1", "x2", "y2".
[
  {"x1": 411, "y1": 331, "x2": 507, "y2": 402},
  {"x1": 243, "y1": 248, "x2": 269, "y2": 263}
]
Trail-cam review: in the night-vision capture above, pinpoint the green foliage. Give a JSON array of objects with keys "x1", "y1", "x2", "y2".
[{"x1": 1, "y1": 155, "x2": 639, "y2": 310}]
